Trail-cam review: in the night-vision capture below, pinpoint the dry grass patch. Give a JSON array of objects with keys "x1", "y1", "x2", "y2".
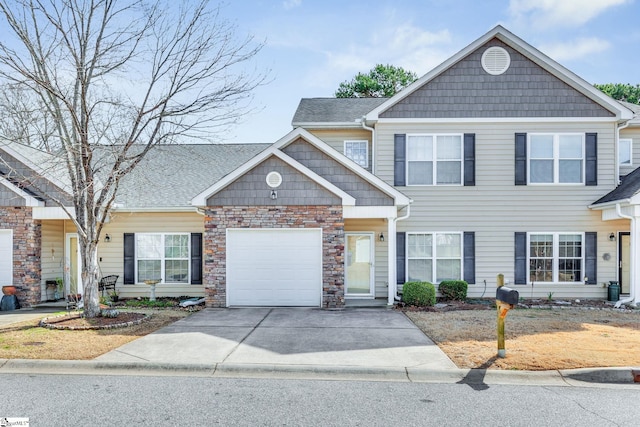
[
  {"x1": 406, "y1": 308, "x2": 640, "y2": 370},
  {"x1": 0, "y1": 309, "x2": 191, "y2": 360}
]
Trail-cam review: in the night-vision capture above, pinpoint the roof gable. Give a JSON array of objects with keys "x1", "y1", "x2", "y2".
[{"x1": 366, "y1": 25, "x2": 633, "y2": 122}]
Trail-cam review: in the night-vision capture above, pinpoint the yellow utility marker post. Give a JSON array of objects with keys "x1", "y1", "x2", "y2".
[{"x1": 496, "y1": 274, "x2": 519, "y2": 358}]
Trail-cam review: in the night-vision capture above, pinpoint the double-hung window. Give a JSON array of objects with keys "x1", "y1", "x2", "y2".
[
  {"x1": 136, "y1": 233, "x2": 190, "y2": 283},
  {"x1": 529, "y1": 233, "x2": 583, "y2": 283},
  {"x1": 619, "y1": 138, "x2": 632, "y2": 166},
  {"x1": 407, "y1": 232, "x2": 462, "y2": 283},
  {"x1": 344, "y1": 140, "x2": 368, "y2": 168},
  {"x1": 529, "y1": 133, "x2": 584, "y2": 184},
  {"x1": 407, "y1": 134, "x2": 462, "y2": 185}
]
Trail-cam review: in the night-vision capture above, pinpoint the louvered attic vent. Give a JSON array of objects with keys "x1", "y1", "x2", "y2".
[{"x1": 481, "y1": 46, "x2": 510, "y2": 75}]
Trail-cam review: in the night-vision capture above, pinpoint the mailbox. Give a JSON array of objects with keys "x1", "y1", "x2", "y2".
[{"x1": 496, "y1": 286, "x2": 519, "y2": 305}]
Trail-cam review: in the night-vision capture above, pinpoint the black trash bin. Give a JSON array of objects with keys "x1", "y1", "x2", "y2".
[{"x1": 608, "y1": 281, "x2": 620, "y2": 302}]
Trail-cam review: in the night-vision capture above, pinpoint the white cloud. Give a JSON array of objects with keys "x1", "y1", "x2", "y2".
[
  {"x1": 282, "y1": 0, "x2": 301, "y2": 10},
  {"x1": 539, "y1": 37, "x2": 611, "y2": 61},
  {"x1": 509, "y1": 0, "x2": 631, "y2": 29},
  {"x1": 306, "y1": 25, "x2": 453, "y2": 92}
]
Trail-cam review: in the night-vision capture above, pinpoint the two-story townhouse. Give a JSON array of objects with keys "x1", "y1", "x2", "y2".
[{"x1": 2, "y1": 25, "x2": 638, "y2": 309}]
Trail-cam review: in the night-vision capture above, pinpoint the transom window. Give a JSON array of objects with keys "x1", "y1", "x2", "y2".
[
  {"x1": 529, "y1": 133, "x2": 584, "y2": 184},
  {"x1": 344, "y1": 140, "x2": 368, "y2": 168},
  {"x1": 136, "y1": 233, "x2": 190, "y2": 283},
  {"x1": 529, "y1": 233, "x2": 583, "y2": 283},
  {"x1": 619, "y1": 138, "x2": 632, "y2": 166},
  {"x1": 407, "y1": 134, "x2": 462, "y2": 185},
  {"x1": 407, "y1": 232, "x2": 462, "y2": 283}
]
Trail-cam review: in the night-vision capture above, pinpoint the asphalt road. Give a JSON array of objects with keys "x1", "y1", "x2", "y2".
[{"x1": 2, "y1": 374, "x2": 639, "y2": 426}]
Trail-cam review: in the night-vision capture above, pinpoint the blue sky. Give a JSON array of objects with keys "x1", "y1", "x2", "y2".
[{"x1": 221, "y1": 0, "x2": 640, "y2": 143}]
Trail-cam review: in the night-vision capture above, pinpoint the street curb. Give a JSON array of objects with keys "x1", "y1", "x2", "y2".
[{"x1": 1, "y1": 359, "x2": 638, "y2": 385}]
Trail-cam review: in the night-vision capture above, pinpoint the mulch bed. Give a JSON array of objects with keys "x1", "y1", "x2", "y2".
[
  {"x1": 399, "y1": 298, "x2": 634, "y2": 312},
  {"x1": 40, "y1": 312, "x2": 150, "y2": 330}
]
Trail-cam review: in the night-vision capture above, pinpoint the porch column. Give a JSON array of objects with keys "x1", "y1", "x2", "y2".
[
  {"x1": 631, "y1": 215, "x2": 640, "y2": 306},
  {"x1": 387, "y1": 217, "x2": 396, "y2": 305}
]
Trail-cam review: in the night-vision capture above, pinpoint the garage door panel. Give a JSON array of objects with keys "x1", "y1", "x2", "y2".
[{"x1": 227, "y1": 229, "x2": 322, "y2": 306}]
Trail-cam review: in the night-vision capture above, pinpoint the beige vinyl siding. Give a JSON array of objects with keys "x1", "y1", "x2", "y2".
[
  {"x1": 620, "y1": 126, "x2": 640, "y2": 177},
  {"x1": 375, "y1": 120, "x2": 625, "y2": 299},
  {"x1": 98, "y1": 212, "x2": 205, "y2": 298},
  {"x1": 345, "y1": 219, "x2": 388, "y2": 298},
  {"x1": 306, "y1": 128, "x2": 373, "y2": 171},
  {"x1": 40, "y1": 220, "x2": 65, "y2": 301}
]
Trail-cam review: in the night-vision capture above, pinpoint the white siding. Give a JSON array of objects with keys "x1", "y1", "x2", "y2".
[
  {"x1": 308, "y1": 129, "x2": 373, "y2": 171},
  {"x1": 98, "y1": 212, "x2": 205, "y2": 298},
  {"x1": 0, "y1": 229, "x2": 12, "y2": 285},
  {"x1": 620, "y1": 126, "x2": 640, "y2": 177},
  {"x1": 40, "y1": 220, "x2": 65, "y2": 301}
]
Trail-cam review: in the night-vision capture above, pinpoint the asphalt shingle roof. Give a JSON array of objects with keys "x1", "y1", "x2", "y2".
[
  {"x1": 292, "y1": 98, "x2": 387, "y2": 125},
  {"x1": 115, "y1": 143, "x2": 269, "y2": 208},
  {"x1": 592, "y1": 166, "x2": 640, "y2": 205}
]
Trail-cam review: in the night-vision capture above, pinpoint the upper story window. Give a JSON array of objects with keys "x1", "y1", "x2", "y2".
[
  {"x1": 344, "y1": 140, "x2": 368, "y2": 168},
  {"x1": 407, "y1": 134, "x2": 462, "y2": 185},
  {"x1": 619, "y1": 138, "x2": 632, "y2": 166},
  {"x1": 529, "y1": 233, "x2": 583, "y2": 283},
  {"x1": 529, "y1": 133, "x2": 584, "y2": 184},
  {"x1": 136, "y1": 233, "x2": 190, "y2": 284}
]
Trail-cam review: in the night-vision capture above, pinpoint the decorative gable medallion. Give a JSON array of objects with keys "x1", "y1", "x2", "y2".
[{"x1": 481, "y1": 46, "x2": 510, "y2": 75}]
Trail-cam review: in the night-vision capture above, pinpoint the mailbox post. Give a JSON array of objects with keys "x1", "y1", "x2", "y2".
[{"x1": 496, "y1": 274, "x2": 519, "y2": 358}]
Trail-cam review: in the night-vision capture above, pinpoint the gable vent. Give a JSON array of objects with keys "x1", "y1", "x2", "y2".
[
  {"x1": 481, "y1": 46, "x2": 510, "y2": 75},
  {"x1": 266, "y1": 171, "x2": 282, "y2": 188}
]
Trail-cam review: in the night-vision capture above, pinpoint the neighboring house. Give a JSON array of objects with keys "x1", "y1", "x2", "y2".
[{"x1": 1, "y1": 25, "x2": 639, "y2": 308}]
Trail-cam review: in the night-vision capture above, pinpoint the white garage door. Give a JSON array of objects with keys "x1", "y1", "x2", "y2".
[
  {"x1": 227, "y1": 228, "x2": 322, "y2": 306},
  {"x1": 0, "y1": 230, "x2": 13, "y2": 284}
]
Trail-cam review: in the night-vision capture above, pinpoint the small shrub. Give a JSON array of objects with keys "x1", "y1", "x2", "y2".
[
  {"x1": 402, "y1": 281, "x2": 436, "y2": 306},
  {"x1": 438, "y1": 280, "x2": 468, "y2": 301}
]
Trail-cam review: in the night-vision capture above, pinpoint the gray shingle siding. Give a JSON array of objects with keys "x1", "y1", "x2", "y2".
[
  {"x1": 282, "y1": 138, "x2": 394, "y2": 206},
  {"x1": 0, "y1": 183, "x2": 26, "y2": 206},
  {"x1": 380, "y1": 39, "x2": 615, "y2": 119},
  {"x1": 207, "y1": 156, "x2": 342, "y2": 206}
]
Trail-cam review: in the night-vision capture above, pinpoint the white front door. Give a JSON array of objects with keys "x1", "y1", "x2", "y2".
[
  {"x1": 345, "y1": 233, "x2": 374, "y2": 298},
  {"x1": 0, "y1": 229, "x2": 12, "y2": 284},
  {"x1": 65, "y1": 233, "x2": 82, "y2": 296}
]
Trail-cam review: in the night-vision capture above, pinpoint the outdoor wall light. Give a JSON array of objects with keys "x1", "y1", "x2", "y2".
[
  {"x1": 609, "y1": 232, "x2": 616, "y2": 241},
  {"x1": 104, "y1": 234, "x2": 111, "y2": 243},
  {"x1": 270, "y1": 189, "x2": 277, "y2": 200},
  {"x1": 379, "y1": 232, "x2": 384, "y2": 242}
]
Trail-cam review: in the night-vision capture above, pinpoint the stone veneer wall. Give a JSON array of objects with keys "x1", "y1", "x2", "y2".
[
  {"x1": 0, "y1": 207, "x2": 41, "y2": 306},
  {"x1": 203, "y1": 206, "x2": 344, "y2": 308}
]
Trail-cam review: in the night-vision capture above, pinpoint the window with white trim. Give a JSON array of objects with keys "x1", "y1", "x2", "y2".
[
  {"x1": 619, "y1": 138, "x2": 632, "y2": 166},
  {"x1": 529, "y1": 133, "x2": 584, "y2": 184},
  {"x1": 407, "y1": 134, "x2": 462, "y2": 185},
  {"x1": 344, "y1": 140, "x2": 368, "y2": 168},
  {"x1": 529, "y1": 233, "x2": 583, "y2": 283},
  {"x1": 407, "y1": 232, "x2": 462, "y2": 283},
  {"x1": 136, "y1": 233, "x2": 190, "y2": 283}
]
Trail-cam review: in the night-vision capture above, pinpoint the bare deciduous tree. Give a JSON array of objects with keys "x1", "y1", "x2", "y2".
[{"x1": 0, "y1": 0, "x2": 265, "y2": 316}]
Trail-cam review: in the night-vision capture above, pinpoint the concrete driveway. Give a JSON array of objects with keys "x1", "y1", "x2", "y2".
[{"x1": 96, "y1": 308, "x2": 457, "y2": 370}]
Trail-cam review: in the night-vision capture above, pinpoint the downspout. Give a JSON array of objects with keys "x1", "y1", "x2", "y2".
[
  {"x1": 388, "y1": 202, "x2": 412, "y2": 303},
  {"x1": 360, "y1": 116, "x2": 375, "y2": 174},
  {"x1": 615, "y1": 120, "x2": 631, "y2": 185},
  {"x1": 615, "y1": 203, "x2": 636, "y2": 307}
]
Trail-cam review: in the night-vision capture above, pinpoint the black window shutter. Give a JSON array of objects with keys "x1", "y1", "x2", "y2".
[
  {"x1": 515, "y1": 133, "x2": 527, "y2": 185},
  {"x1": 396, "y1": 232, "x2": 406, "y2": 284},
  {"x1": 463, "y1": 232, "x2": 475, "y2": 284},
  {"x1": 464, "y1": 134, "x2": 476, "y2": 186},
  {"x1": 585, "y1": 232, "x2": 597, "y2": 284},
  {"x1": 585, "y1": 133, "x2": 598, "y2": 186},
  {"x1": 514, "y1": 232, "x2": 527, "y2": 284},
  {"x1": 394, "y1": 134, "x2": 406, "y2": 186},
  {"x1": 191, "y1": 232, "x2": 203, "y2": 285},
  {"x1": 123, "y1": 233, "x2": 135, "y2": 284}
]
